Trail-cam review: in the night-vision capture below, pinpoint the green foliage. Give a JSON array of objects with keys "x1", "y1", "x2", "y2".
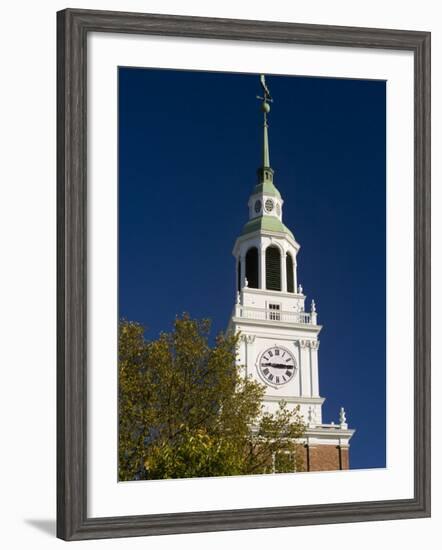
[
  {"x1": 118, "y1": 315, "x2": 306, "y2": 481},
  {"x1": 144, "y1": 427, "x2": 244, "y2": 479}
]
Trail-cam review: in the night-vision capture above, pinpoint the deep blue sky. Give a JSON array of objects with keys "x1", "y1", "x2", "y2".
[{"x1": 118, "y1": 68, "x2": 386, "y2": 470}]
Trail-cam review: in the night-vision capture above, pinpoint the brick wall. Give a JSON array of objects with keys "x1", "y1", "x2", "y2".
[{"x1": 300, "y1": 444, "x2": 350, "y2": 472}]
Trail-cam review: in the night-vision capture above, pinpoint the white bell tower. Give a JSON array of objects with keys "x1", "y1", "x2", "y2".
[{"x1": 228, "y1": 75, "x2": 355, "y2": 471}]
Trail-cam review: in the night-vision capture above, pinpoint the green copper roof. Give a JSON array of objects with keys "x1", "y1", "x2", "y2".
[
  {"x1": 241, "y1": 215, "x2": 295, "y2": 239},
  {"x1": 252, "y1": 179, "x2": 281, "y2": 199}
]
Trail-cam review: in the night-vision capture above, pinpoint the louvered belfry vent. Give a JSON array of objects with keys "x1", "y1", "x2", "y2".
[
  {"x1": 266, "y1": 246, "x2": 281, "y2": 291},
  {"x1": 245, "y1": 247, "x2": 259, "y2": 289},
  {"x1": 286, "y1": 252, "x2": 294, "y2": 293}
]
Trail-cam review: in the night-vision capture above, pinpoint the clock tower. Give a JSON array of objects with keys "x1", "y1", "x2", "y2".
[{"x1": 228, "y1": 75, "x2": 355, "y2": 471}]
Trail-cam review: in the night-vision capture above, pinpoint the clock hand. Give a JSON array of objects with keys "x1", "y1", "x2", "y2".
[{"x1": 262, "y1": 362, "x2": 293, "y2": 369}]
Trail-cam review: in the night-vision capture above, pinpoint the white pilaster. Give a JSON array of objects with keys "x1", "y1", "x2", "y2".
[
  {"x1": 241, "y1": 334, "x2": 256, "y2": 378},
  {"x1": 299, "y1": 339, "x2": 312, "y2": 397},
  {"x1": 310, "y1": 340, "x2": 320, "y2": 397},
  {"x1": 296, "y1": 341, "x2": 303, "y2": 395}
]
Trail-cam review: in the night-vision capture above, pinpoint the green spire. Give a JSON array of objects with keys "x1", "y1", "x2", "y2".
[
  {"x1": 239, "y1": 75, "x2": 295, "y2": 240},
  {"x1": 262, "y1": 106, "x2": 271, "y2": 169},
  {"x1": 259, "y1": 74, "x2": 272, "y2": 169},
  {"x1": 254, "y1": 75, "x2": 280, "y2": 198}
]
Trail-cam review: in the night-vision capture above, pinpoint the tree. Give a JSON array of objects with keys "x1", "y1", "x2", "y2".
[{"x1": 119, "y1": 315, "x2": 306, "y2": 481}]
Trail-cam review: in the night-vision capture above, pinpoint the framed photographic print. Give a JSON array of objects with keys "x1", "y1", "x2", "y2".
[{"x1": 57, "y1": 8, "x2": 431, "y2": 541}]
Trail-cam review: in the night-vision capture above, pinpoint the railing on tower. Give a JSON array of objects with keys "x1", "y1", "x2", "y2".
[{"x1": 232, "y1": 304, "x2": 316, "y2": 325}]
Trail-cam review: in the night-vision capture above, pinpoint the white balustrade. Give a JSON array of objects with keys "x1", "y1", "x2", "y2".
[{"x1": 233, "y1": 304, "x2": 314, "y2": 324}]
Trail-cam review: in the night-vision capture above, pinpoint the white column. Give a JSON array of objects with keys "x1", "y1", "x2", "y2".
[
  {"x1": 293, "y1": 259, "x2": 298, "y2": 292},
  {"x1": 281, "y1": 249, "x2": 287, "y2": 292},
  {"x1": 310, "y1": 341, "x2": 320, "y2": 397},
  {"x1": 259, "y1": 245, "x2": 266, "y2": 289},
  {"x1": 240, "y1": 253, "x2": 246, "y2": 289}
]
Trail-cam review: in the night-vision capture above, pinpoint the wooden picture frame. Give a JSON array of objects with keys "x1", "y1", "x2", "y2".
[{"x1": 57, "y1": 8, "x2": 431, "y2": 541}]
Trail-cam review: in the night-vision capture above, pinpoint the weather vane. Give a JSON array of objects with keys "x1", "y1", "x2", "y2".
[{"x1": 257, "y1": 74, "x2": 273, "y2": 116}]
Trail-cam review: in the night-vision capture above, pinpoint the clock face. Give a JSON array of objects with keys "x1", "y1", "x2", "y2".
[
  {"x1": 265, "y1": 199, "x2": 274, "y2": 212},
  {"x1": 258, "y1": 346, "x2": 296, "y2": 386}
]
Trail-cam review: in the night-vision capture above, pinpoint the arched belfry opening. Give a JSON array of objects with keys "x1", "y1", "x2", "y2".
[
  {"x1": 245, "y1": 247, "x2": 259, "y2": 289},
  {"x1": 266, "y1": 245, "x2": 281, "y2": 291},
  {"x1": 286, "y1": 252, "x2": 295, "y2": 293}
]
